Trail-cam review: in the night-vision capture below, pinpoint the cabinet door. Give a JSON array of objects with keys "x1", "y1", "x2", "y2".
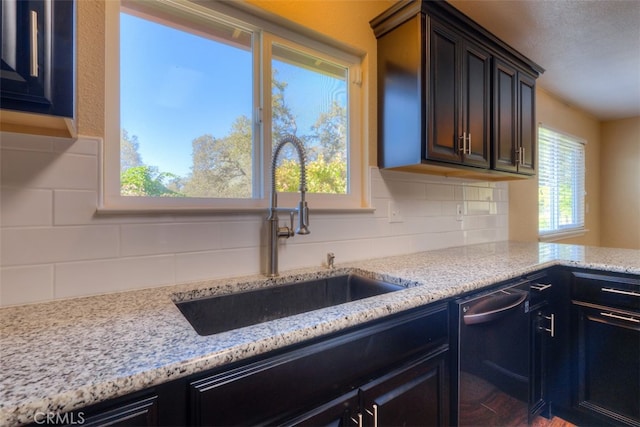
[
  {"x1": 573, "y1": 304, "x2": 640, "y2": 426},
  {"x1": 360, "y1": 351, "x2": 450, "y2": 427},
  {"x1": 530, "y1": 306, "x2": 553, "y2": 421},
  {"x1": 284, "y1": 391, "x2": 359, "y2": 427},
  {"x1": 428, "y1": 19, "x2": 461, "y2": 164},
  {"x1": 1, "y1": 0, "x2": 46, "y2": 99},
  {"x1": 0, "y1": 0, "x2": 74, "y2": 117},
  {"x1": 517, "y1": 72, "x2": 536, "y2": 175},
  {"x1": 190, "y1": 305, "x2": 448, "y2": 426},
  {"x1": 460, "y1": 40, "x2": 491, "y2": 168},
  {"x1": 67, "y1": 395, "x2": 159, "y2": 427},
  {"x1": 492, "y1": 58, "x2": 518, "y2": 173}
]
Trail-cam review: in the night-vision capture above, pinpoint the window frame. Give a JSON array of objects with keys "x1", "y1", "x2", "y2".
[
  {"x1": 102, "y1": 0, "x2": 365, "y2": 212},
  {"x1": 537, "y1": 125, "x2": 587, "y2": 240}
]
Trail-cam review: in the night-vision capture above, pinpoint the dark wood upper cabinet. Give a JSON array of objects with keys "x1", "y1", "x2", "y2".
[
  {"x1": 428, "y1": 18, "x2": 490, "y2": 169},
  {"x1": 493, "y1": 58, "x2": 536, "y2": 175},
  {"x1": 0, "y1": 0, "x2": 75, "y2": 136},
  {"x1": 371, "y1": 0, "x2": 543, "y2": 180}
]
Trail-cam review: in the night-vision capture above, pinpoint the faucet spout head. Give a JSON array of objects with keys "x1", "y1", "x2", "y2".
[{"x1": 296, "y1": 200, "x2": 310, "y2": 235}]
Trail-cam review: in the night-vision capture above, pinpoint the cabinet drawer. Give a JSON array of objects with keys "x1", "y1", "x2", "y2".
[
  {"x1": 571, "y1": 271, "x2": 640, "y2": 311},
  {"x1": 189, "y1": 304, "x2": 448, "y2": 426},
  {"x1": 526, "y1": 270, "x2": 553, "y2": 308}
]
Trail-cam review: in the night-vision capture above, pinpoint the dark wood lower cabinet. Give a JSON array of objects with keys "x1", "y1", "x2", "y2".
[
  {"x1": 189, "y1": 304, "x2": 449, "y2": 426},
  {"x1": 550, "y1": 269, "x2": 640, "y2": 427},
  {"x1": 37, "y1": 268, "x2": 640, "y2": 427},
  {"x1": 360, "y1": 350, "x2": 449, "y2": 427},
  {"x1": 572, "y1": 303, "x2": 640, "y2": 426},
  {"x1": 43, "y1": 304, "x2": 448, "y2": 427},
  {"x1": 75, "y1": 395, "x2": 158, "y2": 427},
  {"x1": 287, "y1": 349, "x2": 449, "y2": 427},
  {"x1": 284, "y1": 390, "x2": 360, "y2": 427}
]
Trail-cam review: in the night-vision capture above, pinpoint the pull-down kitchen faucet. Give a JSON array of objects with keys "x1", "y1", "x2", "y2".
[{"x1": 266, "y1": 135, "x2": 310, "y2": 277}]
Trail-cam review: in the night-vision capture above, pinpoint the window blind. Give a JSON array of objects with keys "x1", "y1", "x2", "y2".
[{"x1": 538, "y1": 126, "x2": 586, "y2": 236}]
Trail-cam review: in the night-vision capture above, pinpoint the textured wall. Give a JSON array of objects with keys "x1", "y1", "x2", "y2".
[
  {"x1": 600, "y1": 117, "x2": 640, "y2": 249},
  {"x1": 75, "y1": 0, "x2": 105, "y2": 136},
  {"x1": 509, "y1": 88, "x2": 601, "y2": 246}
]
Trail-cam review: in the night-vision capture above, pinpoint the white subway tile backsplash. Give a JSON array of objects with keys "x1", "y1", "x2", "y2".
[
  {"x1": 120, "y1": 222, "x2": 223, "y2": 256},
  {"x1": 386, "y1": 180, "x2": 426, "y2": 199},
  {"x1": 0, "y1": 265, "x2": 54, "y2": 306},
  {"x1": 1, "y1": 226, "x2": 120, "y2": 266},
  {"x1": 0, "y1": 132, "x2": 509, "y2": 305},
  {"x1": 425, "y1": 183, "x2": 455, "y2": 201},
  {"x1": 52, "y1": 136, "x2": 99, "y2": 156},
  {"x1": 1, "y1": 188, "x2": 53, "y2": 227},
  {"x1": 218, "y1": 219, "x2": 265, "y2": 249},
  {"x1": 0, "y1": 131, "x2": 55, "y2": 151},
  {"x1": 54, "y1": 190, "x2": 98, "y2": 225},
  {"x1": 1, "y1": 149, "x2": 97, "y2": 190},
  {"x1": 175, "y1": 247, "x2": 261, "y2": 283},
  {"x1": 55, "y1": 255, "x2": 175, "y2": 298}
]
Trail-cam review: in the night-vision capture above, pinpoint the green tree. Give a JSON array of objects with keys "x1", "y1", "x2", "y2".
[
  {"x1": 182, "y1": 116, "x2": 253, "y2": 198},
  {"x1": 121, "y1": 165, "x2": 183, "y2": 197},
  {"x1": 272, "y1": 72, "x2": 297, "y2": 144},
  {"x1": 276, "y1": 157, "x2": 346, "y2": 194},
  {"x1": 121, "y1": 129, "x2": 143, "y2": 172},
  {"x1": 311, "y1": 101, "x2": 347, "y2": 161}
]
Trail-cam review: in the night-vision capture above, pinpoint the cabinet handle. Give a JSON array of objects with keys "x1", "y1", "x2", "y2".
[
  {"x1": 30, "y1": 10, "x2": 39, "y2": 77},
  {"x1": 546, "y1": 313, "x2": 555, "y2": 337},
  {"x1": 530, "y1": 283, "x2": 552, "y2": 292},
  {"x1": 538, "y1": 313, "x2": 555, "y2": 337},
  {"x1": 600, "y1": 312, "x2": 640, "y2": 324},
  {"x1": 459, "y1": 132, "x2": 467, "y2": 154},
  {"x1": 350, "y1": 413, "x2": 363, "y2": 427},
  {"x1": 520, "y1": 147, "x2": 525, "y2": 165},
  {"x1": 365, "y1": 405, "x2": 378, "y2": 427},
  {"x1": 459, "y1": 133, "x2": 472, "y2": 155},
  {"x1": 601, "y1": 287, "x2": 640, "y2": 298}
]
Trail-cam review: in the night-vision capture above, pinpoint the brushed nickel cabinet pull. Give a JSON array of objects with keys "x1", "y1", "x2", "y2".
[
  {"x1": 600, "y1": 312, "x2": 640, "y2": 324},
  {"x1": 459, "y1": 132, "x2": 467, "y2": 154},
  {"x1": 545, "y1": 313, "x2": 555, "y2": 337},
  {"x1": 530, "y1": 283, "x2": 552, "y2": 292},
  {"x1": 365, "y1": 405, "x2": 379, "y2": 427},
  {"x1": 30, "y1": 10, "x2": 38, "y2": 77},
  {"x1": 601, "y1": 287, "x2": 640, "y2": 298}
]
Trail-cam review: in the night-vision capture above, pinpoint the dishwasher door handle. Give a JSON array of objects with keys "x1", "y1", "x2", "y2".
[{"x1": 463, "y1": 292, "x2": 527, "y2": 325}]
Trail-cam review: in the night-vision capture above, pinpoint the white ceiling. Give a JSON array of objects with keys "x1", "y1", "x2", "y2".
[{"x1": 448, "y1": 0, "x2": 640, "y2": 121}]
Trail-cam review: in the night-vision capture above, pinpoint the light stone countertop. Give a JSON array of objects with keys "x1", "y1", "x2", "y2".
[{"x1": 1, "y1": 241, "x2": 639, "y2": 426}]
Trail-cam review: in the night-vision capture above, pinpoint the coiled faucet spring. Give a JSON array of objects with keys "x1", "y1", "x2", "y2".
[{"x1": 266, "y1": 135, "x2": 311, "y2": 277}]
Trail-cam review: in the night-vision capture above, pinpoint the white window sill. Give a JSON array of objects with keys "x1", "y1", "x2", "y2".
[
  {"x1": 95, "y1": 205, "x2": 375, "y2": 216},
  {"x1": 539, "y1": 228, "x2": 588, "y2": 242}
]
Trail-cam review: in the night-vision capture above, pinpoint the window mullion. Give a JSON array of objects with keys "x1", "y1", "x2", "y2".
[
  {"x1": 253, "y1": 29, "x2": 266, "y2": 201},
  {"x1": 261, "y1": 32, "x2": 274, "y2": 198}
]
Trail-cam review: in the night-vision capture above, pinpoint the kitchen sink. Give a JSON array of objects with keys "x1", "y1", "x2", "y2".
[{"x1": 175, "y1": 274, "x2": 404, "y2": 336}]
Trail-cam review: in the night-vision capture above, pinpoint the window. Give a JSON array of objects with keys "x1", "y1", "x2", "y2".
[
  {"x1": 103, "y1": 0, "x2": 363, "y2": 211},
  {"x1": 538, "y1": 126, "x2": 586, "y2": 238}
]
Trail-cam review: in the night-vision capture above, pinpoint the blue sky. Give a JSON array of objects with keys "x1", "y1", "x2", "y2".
[{"x1": 120, "y1": 12, "x2": 346, "y2": 178}]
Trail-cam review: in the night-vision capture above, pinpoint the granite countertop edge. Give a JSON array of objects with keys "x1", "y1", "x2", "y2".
[{"x1": 1, "y1": 241, "x2": 639, "y2": 426}]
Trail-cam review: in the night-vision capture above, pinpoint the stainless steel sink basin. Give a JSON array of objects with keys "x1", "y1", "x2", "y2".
[{"x1": 175, "y1": 274, "x2": 404, "y2": 336}]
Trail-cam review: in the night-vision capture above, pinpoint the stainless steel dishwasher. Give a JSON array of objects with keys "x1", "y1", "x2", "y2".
[{"x1": 453, "y1": 280, "x2": 532, "y2": 426}]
